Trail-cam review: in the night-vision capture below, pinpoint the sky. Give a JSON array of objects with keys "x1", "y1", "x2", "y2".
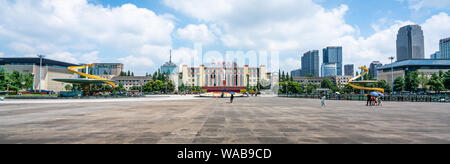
[{"x1": 0, "y1": 0, "x2": 449, "y2": 75}]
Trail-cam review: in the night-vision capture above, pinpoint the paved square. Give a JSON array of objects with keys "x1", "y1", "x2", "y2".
[{"x1": 0, "y1": 96, "x2": 449, "y2": 144}]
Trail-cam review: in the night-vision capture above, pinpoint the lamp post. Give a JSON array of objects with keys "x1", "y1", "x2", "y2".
[
  {"x1": 389, "y1": 56, "x2": 395, "y2": 93},
  {"x1": 37, "y1": 54, "x2": 45, "y2": 93}
]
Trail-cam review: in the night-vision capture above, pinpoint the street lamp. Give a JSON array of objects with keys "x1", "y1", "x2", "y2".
[
  {"x1": 37, "y1": 54, "x2": 45, "y2": 93},
  {"x1": 389, "y1": 56, "x2": 395, "y2": 94}
]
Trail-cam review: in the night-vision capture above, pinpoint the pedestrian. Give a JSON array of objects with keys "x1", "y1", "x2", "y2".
[
  {"x1": 366, "y1": 94, "x2": 371, "y2": 106},
  {"x1": 375, "y1": 96, "x2": 379, "y2": 106},
  {"x1": 379, "y1": 96, "x2": 383, "y2": 106},
  {"x1": 321, "y1": 94, "x2": 326, "y2": 108},
  {"x1": 230, "y1": 93, "x2": 234, "y2": 104}
]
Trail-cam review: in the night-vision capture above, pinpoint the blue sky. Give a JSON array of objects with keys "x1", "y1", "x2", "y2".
[{"x1": 0, "y1": 0, "x2": 449, "y2": 75}]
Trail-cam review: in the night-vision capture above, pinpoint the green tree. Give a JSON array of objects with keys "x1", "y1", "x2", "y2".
[
  {"x1": 114, "y1": 83, "x2": 126, "y2": 92},
  {"x1": 127, "y1": 70, "x2": 131, "y2": 76},
  {"x1": 320, "y1": 79, "x2": 334, "y2": 89},
  {"x1": 343, "y1": 84, "x2": 354, "y2": 94},
  {"x1": 444, "y1": 70, "x2": 450, "y2": 90},
  {"x1": 0, "y1": 68, "x2": 9, "y2": 91},
  {"x1": 23, "y1": 73, "x2": 33, "y2": 90},
  {"x1": 393, "y1": 77, "x2": 405, "y2": 92},
  {"x1": 305, "y1": 73, "x2": 314, "y2": 77},
  {"x1": 376, "y1": 80, "x2": 392, "y2": 93},
  {"x1": 7, "y1": 70, "x2": 24, "y2": 92},
  {"x1": 306, "y1": 84, "x2": 317, "y2": 94},
  {"x1": 427, "y1": 73, "x2": 444, "y2": 92},
  {"x1": 405, "y1": 71, "x2": 419, "y2": 92},
  {"x1": 418, "y1": 72, "x2": 429, "y2": 91},
  {"x1": 64, "y1": 84, "x2": 73, "y2": 91}
]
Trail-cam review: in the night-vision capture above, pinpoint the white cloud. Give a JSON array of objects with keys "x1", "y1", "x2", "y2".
[
  {"x1": 119, "y1": 56, "x2": 155, "y2": 73},
  {"x1": 166, "y1": 0, "x2": 449, "y2": 71},
  {"x1": 0, "y1": 52, "x2": 4, "y2": 57},
  {"x1": 332, "y1": 12, "x2": 450, "y2": 67},
  {"x1": 165, "y1": 0, "x2": 354, "y2": 51},
  {"x1": 46, "y1": 51, "x2": 99, "y2": 64},
  {"x1": 406, "y1": 0, "x2": 450, "y2": 10},
  {"x1": 0, "y1": 0, "x2": 174, "y2": 74},
  {"x1": 177, "y1": 24, "x2": 216, "y2": 44},
  {"x1": 421, "y1": 12, "x2": 450, "y2": 55}
]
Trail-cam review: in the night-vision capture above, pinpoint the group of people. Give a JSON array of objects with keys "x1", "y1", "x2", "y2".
[
  {"x1": 320, "y1": 92, "x2": 384, "y2": 108},
  {"x1": 366, "y1": 94, "x2": 383, "y2": 106}
]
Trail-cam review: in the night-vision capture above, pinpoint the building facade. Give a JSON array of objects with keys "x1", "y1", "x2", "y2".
[
  {"x1": 323, "y1": 46, "x2": 343, "y2": 76},
  {"x1": 430, "y1": 51, "x2": 441, "y2": 59},
  {"x1": 440, "y1": 37, "x2": 450, "y2": 59},
  {"x1": 111, "y1": 76, "x2": 153, "y2": 90},
  {"x1": 0, "y1": 57, "x2": 78, "y2": 92},
  {"x1": 91, "y1": 63, "x2": 123, "y2": 77},
  {"x1": 344, "y1": 64, "x2": 354, "y2": 76},
  {"x1": 291, "y1": 69, "x2": 302, "y2": 77},
  {"x1": 181, "y1": 62, "x2": 270, "y2": 92},
  {"x1": 292, "y1": 76, "x2": 351, "y2": 89},
  {"x1": 161, "y1": 53, "x2": 178, "y2": 75},
  {"x1": 396, "y1": 25, "x2": 425, "y2": 61},
  {"x1": 301, "y1": 50, "x2": 320, "y2": 77},
  {"x1": 369, "y1": 61, "x2": 383, "y2": 79},
  {"x1": 321, "y1": 63, "x2": 337, "y2": 77},
  {"x1": 377, "y1": 59, "x2": 450, "y2": 86}
]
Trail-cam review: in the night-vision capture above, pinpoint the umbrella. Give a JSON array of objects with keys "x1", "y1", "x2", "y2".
[
  {"x1": 370, "y1": 92, "x2": 379, "y2": 97},
  {"x1": 378, "y1": 92, "x2": 385, "y2": 97},
  {"x1": 229, "y1": 92, "x2": 235, "y2": 95}
]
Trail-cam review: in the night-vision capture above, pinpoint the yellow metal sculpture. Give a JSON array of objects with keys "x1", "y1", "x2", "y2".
[
  {"x1": 67, "y1": 64, "x2": 116, "y2": 88},
  {"x1": 348, "y1": 66, "x2": 384, "y2": 93}
]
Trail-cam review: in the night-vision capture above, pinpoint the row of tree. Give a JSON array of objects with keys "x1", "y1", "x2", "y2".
[
  {"x1": 393, "y1": 70, "x2": 450, "y2": 92},
  {"x1": 0, "y1": 68, "x2": 34, "y2": 92}
]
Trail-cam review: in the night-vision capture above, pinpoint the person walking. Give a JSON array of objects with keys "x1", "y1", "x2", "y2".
[
  {"x1": 321, "y1": 94, "x2": 326, "y2": 108},
  {"x1": 366, "y1": 94, "x2": 372, "y2": 106},
  {"x1": 230, "y1": 93, "x2": 234, "y2": 104}
]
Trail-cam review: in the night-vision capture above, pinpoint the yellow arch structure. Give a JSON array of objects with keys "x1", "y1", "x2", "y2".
[
  {"x1": 348, "y1": 66, "x2": 384, "y2": 93},
  {"x1": 68, "y1": 64, "x2": 116, "y2": 88}
]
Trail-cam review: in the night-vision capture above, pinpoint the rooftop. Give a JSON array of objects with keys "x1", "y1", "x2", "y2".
[
  {"x1": 377, "y1": 59, "x2": 450, "y2": 70},
  {"x1": 0, "y1": 57, "x2": 79, "y2": 67}
]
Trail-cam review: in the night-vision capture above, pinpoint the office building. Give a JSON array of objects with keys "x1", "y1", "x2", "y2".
[
  {"x1": 430, "y1": 51, "x2": 441, "y2": 59},
  {"x1": 321, "y1": 63, "x2": 337, "y2": 77},
  {"x1": 344, "y1": 64, "x2": 354, "y2": 76},
  {"x1": 369, "y1": 61, "x2": 383, "y2": 79},
  {"x1": 291, "y1": 69, "x2": 302, "y2": 77},
  {"x1": 440, "y1": 37, "x2": 450, "y2": 59},
  {"x1": 301, "y1": 50, "x2": 320, "y2": 77},
  {"x1": 396, "y1": 25, "x2": 425, "y2": 61},
  {"x1": 323, "y1": 46, "x2": 343, "y2": 76},
  {"x1": 91, "y1": 63, "x2": 123, "y2": 77}
]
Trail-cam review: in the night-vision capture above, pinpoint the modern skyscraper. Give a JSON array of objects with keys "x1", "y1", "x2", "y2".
[
  {"x1": 321, "y1": 63, "x2": 337, "y2": 77},
  {"x1": 440, "y1": 37, "x2": 450, "y2": 59},
  {"x1": 344, "y1": 64, "x2": 354, "y2": 76},
  {"x1": 396, "y1": 25, "x2": 425, "y2": 61},
  {"x1": 369, "y1": 61, "x2": 383, "y2": 79},
  {"x1": 430, "y1": 51, "x2": 441, "y2": 59},
  {"x1": 301, "y1": 50, "x2": 320, "y2": 77},
  {"x1": 323, "y1": 46, "x2": 343, "y2": 76}
]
